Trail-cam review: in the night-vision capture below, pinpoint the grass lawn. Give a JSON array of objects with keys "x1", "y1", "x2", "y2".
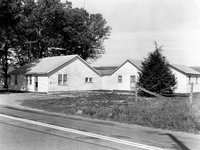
[{"x1": 22, "y1": 91, "x2": 200, "y2": 133}]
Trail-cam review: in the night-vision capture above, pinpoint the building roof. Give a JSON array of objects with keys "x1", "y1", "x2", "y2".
[
  {"x1": 9, "y1": 55, "x2": 101, "y2": 76},
  {"x1": 94, "y1": 59, "x2": 142, "y2": 76},
  {"x1": 94, "y1": 66, "x2": 118, "y2": 76},
  {"x1": 128, "y1": 59, "x2": 142, "y2": 70},
  {"x1": 191, "y1": 67, "x2": 200, "y2": 73},
  {"x1": 169, "y1": 64, "x2": 200, "y2": 76}
]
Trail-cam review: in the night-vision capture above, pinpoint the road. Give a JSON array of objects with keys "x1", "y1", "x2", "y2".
[{"x1": 0, "y1": 106, "x2": 199, "y2": 150}]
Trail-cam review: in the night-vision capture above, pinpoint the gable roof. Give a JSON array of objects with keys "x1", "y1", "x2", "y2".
[
  {"x1": 169, "y1": 64, "x2": 200, "y2": 76},
  {"x1": 94, "y1": 66, "x2": 118, "y2": 76},
  {"x1": 94, "y1": 59, "x2": 142, "y2": 76},
  {"x1": 110, "y1": 59, "x2": 142, "y2": 75},
  {"x1": 9, "y1": 55, "x2": 101, "y2": 76},
  {"x1": 128, "y1": 59, "x2": 142, "y2": 70},
  {"x1": 191, "y1": 67, "x2": 200, "y2": 73}
]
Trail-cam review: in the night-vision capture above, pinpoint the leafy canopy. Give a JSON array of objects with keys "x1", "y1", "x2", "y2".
[
  {"x1": 0, "y1": 0, "x2": 111, "y2": 88},
  {"x1": 17, "y1": 0, "x2": 111, "y2": 65},
  {"x1": 0, "y1": 0, "x2": 22, "y2": 88},
  {"x1": 137, "y1": 42, "x2": 176, "y2": 95}
]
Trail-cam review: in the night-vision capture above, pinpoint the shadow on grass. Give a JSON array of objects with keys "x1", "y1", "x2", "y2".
[{"x1": 164, "y1": 133, "x2": 191, "y2": 150}]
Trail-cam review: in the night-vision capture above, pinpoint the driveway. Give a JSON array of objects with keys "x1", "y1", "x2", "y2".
[{"x1": 0, "y1": 92, "x2": 76, "y2": 108}]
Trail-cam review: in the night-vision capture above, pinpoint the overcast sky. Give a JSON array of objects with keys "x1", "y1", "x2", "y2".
[{"x1": 69, "y1": 0, "x2": 200, "y2": 66}]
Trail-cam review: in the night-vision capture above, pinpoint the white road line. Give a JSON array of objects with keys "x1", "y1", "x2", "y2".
[{"x1": 0, "y1": 113, "x2": 170, "y2": 150}]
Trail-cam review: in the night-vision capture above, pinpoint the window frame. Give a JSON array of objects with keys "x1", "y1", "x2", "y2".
[
  {"x1": 130, "y1": 75, "x2": 136, "y2": 83},
  {"x1": 63, "y1": 74, "x2": 67, "y2": 85},
  {"x1": 85, "y1": 77, "x2": 93, "y2": 83},
  {"x1": 118, "y1": 75, "x2": 122, "y2": 83},
  {"x1": 58, "y1": 74, "x2": 62, "y2": 85}
]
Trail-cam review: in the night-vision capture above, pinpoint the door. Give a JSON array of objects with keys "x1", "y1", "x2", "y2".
[
  {"x1": 130, "y1": 75, "x2": 136, "y2": 91},
  {"x1": 35, "y1": 76, "x2": 38, "y2": 92}
]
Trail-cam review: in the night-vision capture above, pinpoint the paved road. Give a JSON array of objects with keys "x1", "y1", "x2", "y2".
[
  {"x1": 0, "y1": 106, "x2": 200, "y2": 150},
  {"x1": 0, "y1": 116, "x2": 124, "y2": 150}
]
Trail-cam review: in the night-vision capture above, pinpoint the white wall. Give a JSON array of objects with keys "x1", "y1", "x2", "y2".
[
  {"x1": 170, "y1": 68, "x2": 200, "y2": 93},
  {"x1": 26, "y1": 75, "x2": 48, "y2": 92},
  {"x1": 186, "y1": 76, "x2": 200, "y2": 93},
  {"x1": 48, "y1": 59, "x2": 102, "y2": 92},
  {"x1": 38, "y1": 76, "x2": 48, "y2": 92},
  {"x1": 170, "y1": 68, "x2": 188, "y2": 93},
  {"x1": 102, "y1": 62, "x2": 139, "y2": 91},
  {"x1": 9, "y1": 75, "x2": 48, "y2": 92},
  {"x1": 26, "y1": 75, "x2": 34, "y2": 92}
]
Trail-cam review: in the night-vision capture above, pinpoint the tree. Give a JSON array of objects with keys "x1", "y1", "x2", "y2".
[
  {"x1": 18, "y1": 0, "x2": 111, "y2": 64},
  {"x1": 0, "y1": 0, "x2": 111, "y2": 88},
  {"x1": 0, "y1": 0, "x2": 22, "y2": 88},
  {"x1": 137, "y1": 42, "x2": 176, "y2": 95}
]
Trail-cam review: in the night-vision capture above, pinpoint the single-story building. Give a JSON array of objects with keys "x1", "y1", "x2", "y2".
[
  {"x1": 9, "y1": 55, "x2": 102, "y2": 93},
  {"x1": 8, "y1": 55, "x2": 200, "y2": 93},
  {"x1": 169, "y1": 64, "x2": 200, "y2": 93},
  {"x1": 95, "y1": 59, "x2": 142, "y2": 91}
]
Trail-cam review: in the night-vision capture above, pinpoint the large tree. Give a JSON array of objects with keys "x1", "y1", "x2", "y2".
[
  {"x1": 0, "y1": 0, "x2": 22, "y2": 88},
  {"x1": 137, "y1": 42, "x2": 176, "y2": 95},
  {"x1": 17, "y1": 0, "x2": 111, "y2": 64},
  {"x1": 0, "y1": 0, "x2": 111, "y2": 88}
]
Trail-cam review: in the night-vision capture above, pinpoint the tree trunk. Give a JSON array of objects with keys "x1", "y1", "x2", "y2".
[{"x1": 2, "y1": 44, "x2": 9, "y2": 89}]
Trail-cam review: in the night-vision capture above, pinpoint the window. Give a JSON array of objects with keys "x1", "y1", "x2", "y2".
[
  {"x1": 58, "y1": 74, "x2": 62, "y2": 85},
  {"x1": 29, "y1": 75, "x2": 32, "y2": 85},
  {"x1": 85, "y1": 77, "x2": 93, "y2": 83},
  {"x1": 85, "y1": 77, "x2": 88, "y2": 82},
  {"x1": 15, "y1": 75, "x2": 17, "y2": 85},
  {"x1": 196, "y1": 77, "x2": 198, "y2": 84},
  {"x1": 130, "y1": 75, "x2": 136, "y2": 83},
  {"x1": 58, "y1": 74, "x2": 67, "y2": 85},
  {"x1": 118, "y1": 75, "x2": 122, "y2": 83},
  {"x1": 63, "y1": 74, "x2": 67, "y2": 85}
]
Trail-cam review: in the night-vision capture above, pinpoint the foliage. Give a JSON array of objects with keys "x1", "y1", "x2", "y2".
[
  {"x1": 0, "y1": 0, "x2": 22, "y2": 88},
  {"x1": 137, "y1": 42, "x2": 176, "y2": 95},
  {"x1": 17, "y1": 0, "x2": 111, "y2": 65},
  {"x1": 0, "y1": 0, "x2": 111, "y2": 87},
  {"x1": 21, "y1": 91, "x2": 200, "y2": 133}
]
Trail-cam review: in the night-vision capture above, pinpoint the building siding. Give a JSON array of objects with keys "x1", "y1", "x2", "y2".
[
  {"x1": 170, "y1": 68, "x2": 188, "y2": 93},
  {"x1": 102, "y1": 62, "x2": 139, "y2": 91},
  {"x1": 170, "y1": 68, "x2": 200, "y2": 93},
  {"x1": 48, "y1": 59, "x2": 102, "y2": 92},
  {"x1": 8, "y1": 56, "x2": 200, "y2": 94},
  {"x1": 37, "y1": 76, "x2": 48, "y2": 92}
]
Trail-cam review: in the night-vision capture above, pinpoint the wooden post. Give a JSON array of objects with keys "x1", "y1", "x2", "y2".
[
  {"x1": 135, "y1": 83, "x2": 138, "y2": 102},
  {"x1": 189, "y1": 82, "x2": 194, "y2": 104}
]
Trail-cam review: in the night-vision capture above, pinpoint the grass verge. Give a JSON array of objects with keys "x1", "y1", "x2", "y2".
[{"x1": 21, "y1": 91, "x2": 200, "y2": 133}]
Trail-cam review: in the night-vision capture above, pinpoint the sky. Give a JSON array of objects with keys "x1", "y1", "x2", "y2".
[{"x1": 68, "y1": 0, "x2": 200, "y2": 67}]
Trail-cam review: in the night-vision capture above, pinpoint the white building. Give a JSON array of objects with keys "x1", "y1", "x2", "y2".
[
  {"x1": 169, "y1": 64, "x2": 200, "y2": 93},
  {"x1": 9, "y1": 55, "x2": 102, "y2": 93},
  {"x1": 95, "y1": 59, "x2": 141, "y2": 91},
  {"x1": 9, "y1": 55, "x2": 200, "y2": 93}
]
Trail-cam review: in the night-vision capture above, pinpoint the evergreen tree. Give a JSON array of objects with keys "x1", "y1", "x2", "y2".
[{"x1": 138, "y1": 42, "x2": 176, "y2": 95}]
